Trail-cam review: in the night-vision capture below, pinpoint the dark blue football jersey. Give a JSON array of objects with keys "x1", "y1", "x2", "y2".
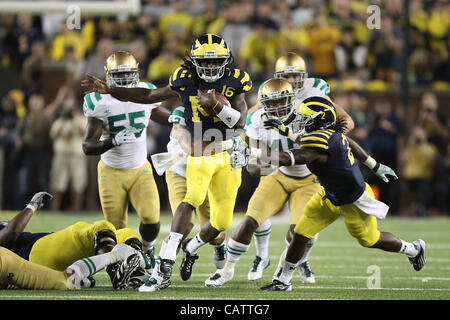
[
  {"x1": 168, "y1": 66, "x2": 252, "y2": 139},
  {"x1": 298, "y1": 129, "x2": 366, "y2": 205},
  {"x1": 0, "y1": 224, "x2": 49, "y2": 260}
]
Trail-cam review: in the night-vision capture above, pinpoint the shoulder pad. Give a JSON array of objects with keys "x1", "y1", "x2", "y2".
[
  {"x1": 83, "y1": 92, "x2": 104, "y2": 116},
  {"x1": 168, "y1": 106, "x2": 186, "y2": 126},
  {"x1": 169, "y1": 66, "x2": 192, "y2": 89},
  {"x1": 227, "y1": 68, "x2": 253, "y2": 93}
]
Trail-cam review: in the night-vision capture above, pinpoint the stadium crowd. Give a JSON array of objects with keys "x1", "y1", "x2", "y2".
[{"x1": 0, "y1": 0, "x2": 448, "y2": 216}]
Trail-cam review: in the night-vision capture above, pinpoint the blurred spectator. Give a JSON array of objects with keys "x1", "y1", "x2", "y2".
[
  {"x1": 251, "y1": 1, "x2": 279, "y2": 31},
  {"x1": 307, "y1": 11, "x2": 340, "y2": 80},
  {"x1": 215, "y1": 2, "x2": 252, "y2": 57},
  {"x1": 276, "y1": 16, "x2": 309, "y2": 58},
  {"x1": 134, "y1": 13, "x2": 163, "y2": 61},
  {"x1": 49, "y1": 97, "x2": 87, "y2": 212},
  {"x1": 401, "y1": 126, "x2": 438, "y2": 216},
  {"x1": 75, "y1": 38, "x2": 114, "y2": 81},
  {"x1": 128, "y1": 37, "x2": 151, "y2": 80},
  {"x1": 16, "y1": 14, "x2": 42, "y2": 69},
  {"x1": 49, "y1": 22, "x2": 85, "y2": 61},
  {"x1": 239, "y1": 21, "x2": 277, "y2": 83},
  {"x1": 158, "y1": 0, "x2": 194, "y2": 43},
  {"x1": 364, "y1": 99, "x2": 403, "y2": 214},
  {"x1": 346, "y1": 90, "x2": 371, "y2": 144},
  {"x1": 191, "y1": 0, "x2": 220, "y2": 37},
  {"x1": 15, "y1": 94, "x2": 52, "y2": 207},
  {"x1": 367, "y1": 15, "x2": 403, "y2": 84},
  {"x1": 147, "y1": 42, "x2": 183, "y2": 85},
  {"x1": 0, "y1": 96, "x2": 20, "y2": 209},
  {"x1": 21, "y1": 40, "x2": 48, "y2": 94},
  {"x1": 291, "y1": 0, "x2": 316, "y2": 27},
  {"x1": 334, "y1": 26, "x2": 367, "y2": 80}
]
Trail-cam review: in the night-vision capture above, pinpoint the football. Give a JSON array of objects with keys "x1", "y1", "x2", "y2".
[{"x1": 199, "y1": 90, "x2": 231, "y2": 116}]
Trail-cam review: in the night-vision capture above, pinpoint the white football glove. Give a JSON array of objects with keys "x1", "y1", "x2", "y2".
[
  {"x1": 230, "y1": 149, "x2": 248, "y2": 170},
  {"x1": 112, "y1": 128, "x2": 138, "y2": 146}
]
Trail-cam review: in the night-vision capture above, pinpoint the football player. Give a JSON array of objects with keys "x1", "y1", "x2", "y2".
[
  {"x1": 0, "y1": 191, "x2": 151, "y2": 290},
  {"x1": 244, "y1": 52, "x2": 356, "y2": 284},
  {"x1": 0, "y1": 242, "x2": 139, "y2": 290},
  {"x1": 82, "y1": 34, "x2": 252, "y2": 291},
  {"x1": 243, "y1": 96, "x2": 425, "y2": 291},
  {"x1": 150, "y1": 106, "x2": 227, "y2": 269},
  {"x1": 82, "y1": 51, "x2": 171, "y2": 269}
]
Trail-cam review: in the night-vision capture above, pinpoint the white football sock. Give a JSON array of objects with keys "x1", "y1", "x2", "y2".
[
  {"x1": 227, "y1": 238, "x2": 250, "y2": 263},
  {"x1": 254, "y1": 219, "x2": 271, "y2": 259},
  {"x1": 298, "y1": 233, "x2": 319, "y2": 264},
  {"x1": 158, "y1": 239, "x2": 168, "y2": 257},
  {"x1": 186, "y1": 233, "x2": 205, "y2": 254},
  {"x1": 278, "y1": 260, "x2": 297, "y2": 285},
  {"x1": 399, "y1": 240, "x2": 419, "y2": 257},
  {"x1": 68, "y1": 254, "x2": 111, "y2": 279},
  {"x1": 161, "y1": 232, "x2": 183, "y2": 261}
]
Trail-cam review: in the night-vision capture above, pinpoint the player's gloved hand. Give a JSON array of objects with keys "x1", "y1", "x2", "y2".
[
  {"x1": 263, "y1": 118, "x2": 301, "y2": 142},
  {"x1": 27, "y1": 192, "x2": 53, "y2": 211},
  {"x1": 263, "y1": 118, "x2": 289, "y2": 136},
  {"x1": 230, "y1": 149, "x2": 248, "y2": 170},
  {"x1": 112, "y1": 128, "x2": 137, "y2": 146},
  {"x1": 373, "y1": 163, "x2": 398, "y2": 183}
]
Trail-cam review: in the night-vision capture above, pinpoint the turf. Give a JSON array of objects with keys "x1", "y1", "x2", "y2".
[{"x1": 0, "y1": 211, "x2": 449, "y2": 301}]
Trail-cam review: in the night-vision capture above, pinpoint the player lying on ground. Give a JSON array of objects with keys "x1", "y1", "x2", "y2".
[
  {"x1": 0, "y1": 192, "x2": 152, "y2": 289},
  {"x1": 0, "y1": 242, "x2": 139, "y2": 290},
  {"x1": 231, "y1": 95, "x2": 425, "y2": 291}
]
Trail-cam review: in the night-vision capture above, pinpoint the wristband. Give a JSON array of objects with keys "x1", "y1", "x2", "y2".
[
  {"x1": 26, "y1": 204, "x2": 37, "y2": 213},
  {"x1": 212, "y1": 101, "x2": 220, "y2": 110},
  {"x1": 221, "y1": 139, "x2": 234, "y2": 150},
  {"x1": 249, "y1": 147, "x2": 262, "y2": 159},
  {"x1": 363, "y1": 156, "x2": 377, "y2": 170},
  {"x1": 287, "y1": 131, "x2": 299, "y2": 142},
  {"x1": 286, "y1": 150, "x2": 296, "y2": 166}
]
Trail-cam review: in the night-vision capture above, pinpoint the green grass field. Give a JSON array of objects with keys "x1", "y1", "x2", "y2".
[{"x1": 0, "y1": 211, "x2": 449, "y2": 301}]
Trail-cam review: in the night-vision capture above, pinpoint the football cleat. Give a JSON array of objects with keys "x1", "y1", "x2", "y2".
[
  {"x1": 204, "y1": 268, "x2": 234, "y2": 287},
  {"x1": 127, "y1": 267, "x2": 151, "y2": 289},
  {"x1": 112, "y1": 253, "x2": 141, "y2": 290},
  {"x1": 179, "y1": 238, "x2": 199, "y2": 281},
  {"x1": 138, "y1": 258, "x2": 174, "y2": 292},
  {"x1": 248, "y1": 256, "x2": 270, "y2": 281},
  {"x1": 80, "y1": 276, "x2": 96, "y2": 288},
  {"x1": 213, "y1": 244, "x2": 227, "y2": 269},
  {"x1": 298, "y1": 260, "x2": 315, "y2": 283},
  {"x1": 408, "y1": 239, "x2": 426, "y2": 271},
  {"x1": 260, "y1": 279, "x2": 292, "y2": 291}
]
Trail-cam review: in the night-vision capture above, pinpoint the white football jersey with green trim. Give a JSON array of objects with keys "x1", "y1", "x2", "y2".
[
  {"x1": 294, "y1": 77, "x2": 330, "y2": 106},
  {"x1": 244, "y1": 108, "x2": 311, "y2": 178},
  {"x1": 83, "y1": 82, "x2": 160, "y2": 169}
]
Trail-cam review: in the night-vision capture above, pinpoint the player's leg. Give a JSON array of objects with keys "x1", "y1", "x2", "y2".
[
  {"x1": 196, "y1": 194, "x2": 227, "y2": 269},
  {"x1": 140, "y1": 155, "x2": 215, "y2": 292},
  {"x1": 97, "y1": 160, "x2": 129, "y2": 228},
  {"x1": 0, "y1": 247, "x2": 68, "y2": 290},
  {"x1": 285, "y1": 176, "x2": 322, "y2": 283},
  {"x1": 343, "y1": 184, "x2": 426, "y2": 271},
  {"x1": 181, "y1": 156, "x2": 241, "y2": 282},
  {"x1": 205, "y1": 172, "x2": 288, "y2": 286},
  {"x1": 262, "y1": 190, "x2": 339, "y2": 291},
  {"x1": 248, "y1": 218, "x2": 271, "y2": 280},
  {"x1": 128, "y1": 160, "x2": 160, "y2": 261}
]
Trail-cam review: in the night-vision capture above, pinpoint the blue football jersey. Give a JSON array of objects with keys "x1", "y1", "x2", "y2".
[
  {"x1": 298, "y1": 129, "x2": 366, "y2": 205},
  {"x1": 168, "y1": 66, "x2": 252, "y2": 139},
  {"x1": 0, "y1": 224, "x2": 49, "y2": 260}
]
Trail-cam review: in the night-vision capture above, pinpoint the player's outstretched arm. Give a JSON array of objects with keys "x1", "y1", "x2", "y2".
[
  {"x1": 0, "y1": 192, "x2": 52, "y2": 247},
  {"x1": 326, "y1": 96, "x2": 355, "y2": 133},
  {"x1": 81, "y1": 74, "x2": 179, "y2": 104},
  {"x1": 347, "y1": 136, "x2": 398, "y2": 183},
  {"x1": 251, "y1": 145, "x2": 326, "y2": 168}
]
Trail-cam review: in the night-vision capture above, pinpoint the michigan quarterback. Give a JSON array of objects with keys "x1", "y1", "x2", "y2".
[
  {"x1": 239, "y1": 96, "x2": 426, "y2": 291},
  {"x1": 82, "y1": 51, "x2": 171, "y2": 269},
  {"x1": 82, "y1": 34, "x2": 252, "y2": 292},
  {"x1": 243, "y1": 52, "x2": 355, "y2": 284}
]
